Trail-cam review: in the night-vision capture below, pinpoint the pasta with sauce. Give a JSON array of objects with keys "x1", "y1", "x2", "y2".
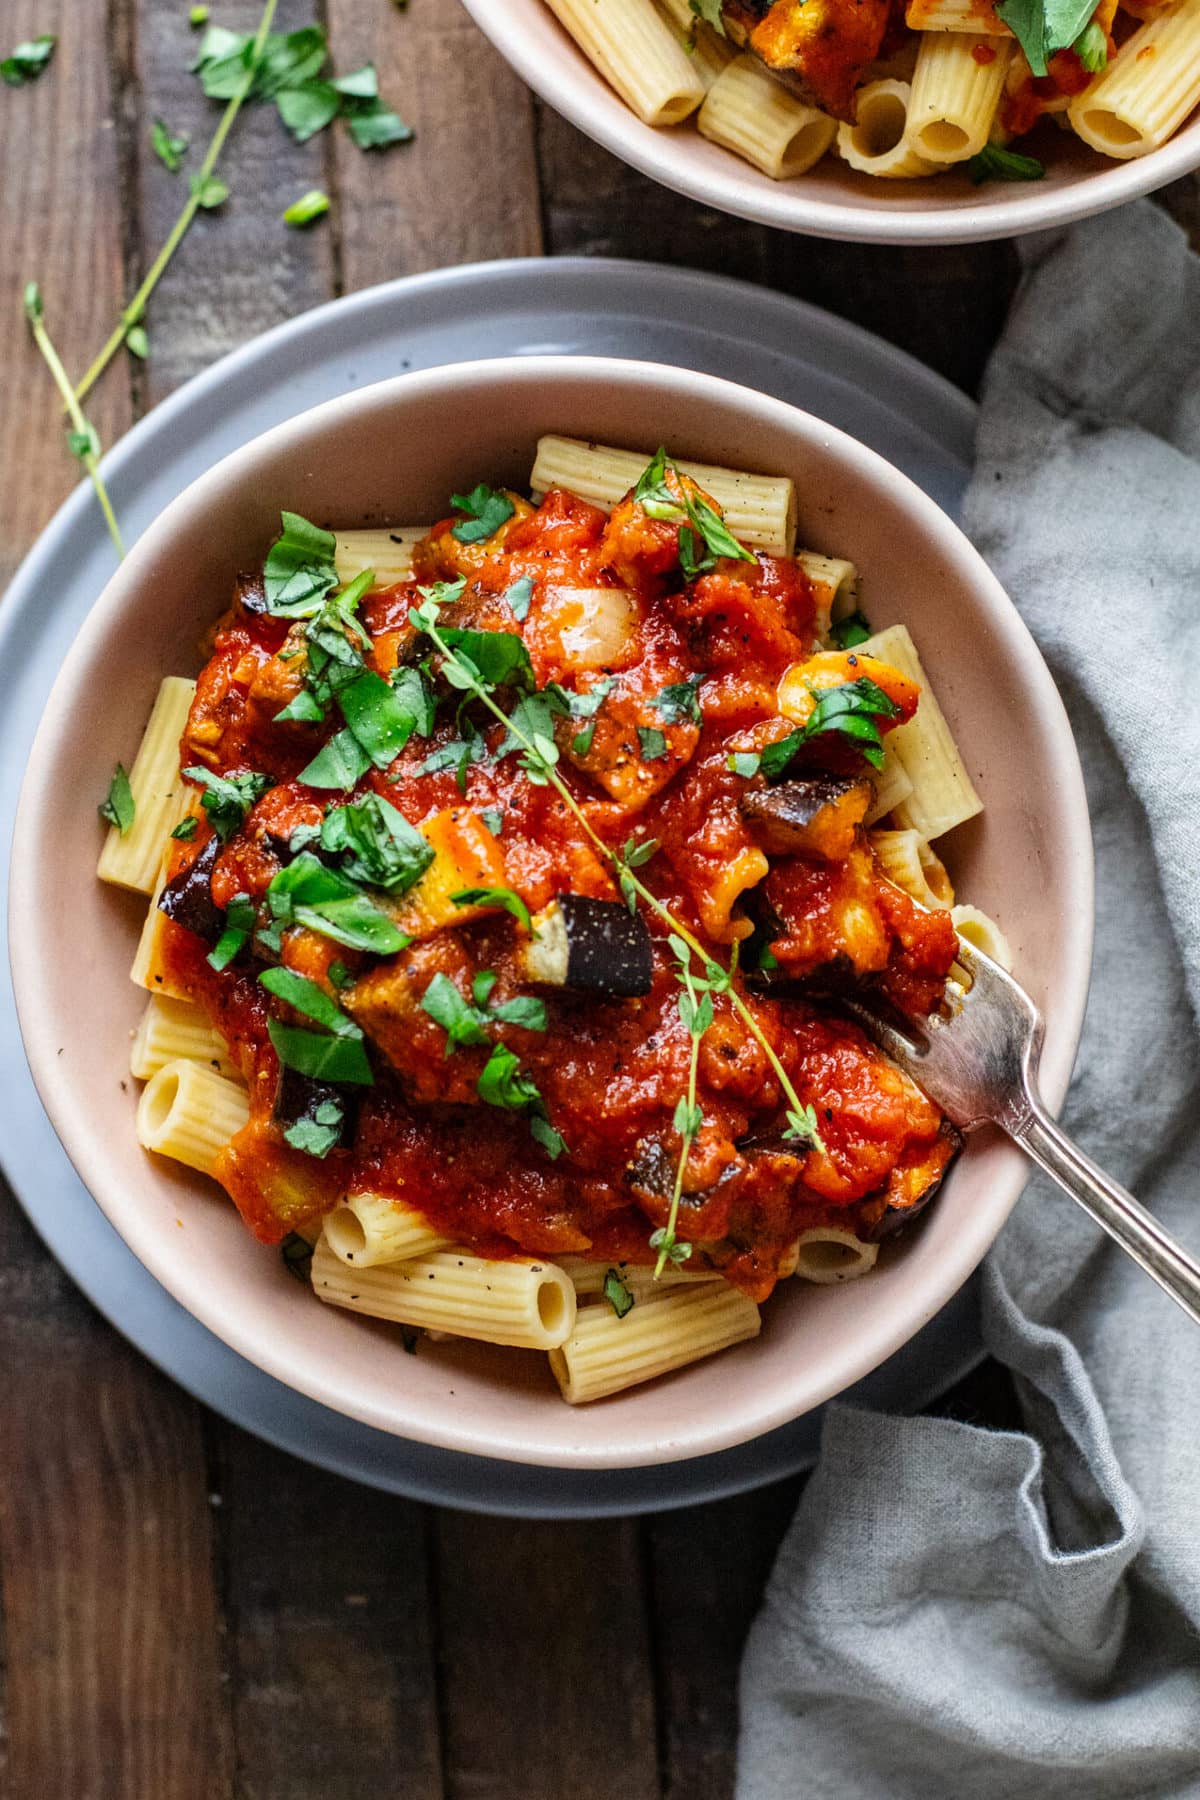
[
  {"x1": 102, "y1": 436, "x2": 1004, "y2": 1403},
  {"x1": 532, "y1": 0, "x2": 1200, "y2": 189}
]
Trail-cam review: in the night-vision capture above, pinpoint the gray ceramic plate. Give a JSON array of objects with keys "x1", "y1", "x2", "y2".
[{"x1": 0, "y1": 258, "x2": 981, "y2": 1516}]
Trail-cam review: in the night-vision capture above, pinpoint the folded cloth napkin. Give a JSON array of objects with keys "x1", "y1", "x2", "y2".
[{"x1": 737, "y1": 200, "x2": 1200, "y2": 1800}]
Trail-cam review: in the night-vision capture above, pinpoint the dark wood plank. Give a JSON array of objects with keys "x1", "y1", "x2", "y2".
[
  {"x1": 435, "y1": 1513, "x2": 660, "y2": 1800},
  {"x1": 0, "y1": 0, "x2": 132, "y2": 588},
  {"x1": 132, "y1": 0, "x2": 338, "y2": 408},
  {"x1": 208, "y1": 1429, "x2": 442, "y2": 1798},
  {"x1": 0, "y1": 1183, "x2": 233, "y2": 1800},
  {"x1": 536, "y1": 102, "x2": 771, "y2": 281},
  {"x1": 645, "y1": 1481, "x2": 802, "y2": 1800},
  {"x1": 327, "y1": 0, "x2": 543, "y2": 289}
]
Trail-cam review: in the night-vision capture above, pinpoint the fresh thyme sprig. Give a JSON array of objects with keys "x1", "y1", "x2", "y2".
[
  {"x1": 23, "y1": 284, "x2": 125, "y2": 556},
  {"x1": 408, "y1": 581, "x2": 829, "y2": 1264},
  {"x1": 74, "y1": 0, "x2": 280, "y2": 402}
]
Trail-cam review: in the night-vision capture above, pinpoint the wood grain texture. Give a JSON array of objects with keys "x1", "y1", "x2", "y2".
[
  {"x1": 0, "y1": 0, "x2": 132, "y2": 588},
  {"x1": 0, "y1": 1185, "x2": 232, "y2": 1800},
  {"x1": 131, "y1": 0, "x2": 337, "y2": 407},
  {"x1": 210, "y1": 1429, "x2": 442, "y2": 1798},
  {"x1": 434, "y1": 1514, "x2": 660, "y2": 1800},
  {"x1": 327, "y1": 0, "x2": 543, "y2": 291}
]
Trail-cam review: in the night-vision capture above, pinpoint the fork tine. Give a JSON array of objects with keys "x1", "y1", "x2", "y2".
[{"x1": 837, "y1": 996, "x2": 926, "y2": 1082}]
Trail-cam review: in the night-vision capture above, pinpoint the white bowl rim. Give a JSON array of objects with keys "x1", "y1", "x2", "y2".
[
  {"x1": 460, "y1": 0, "x2": 1200, "y2": 246},
  {"x1": 10, "y1": 354, "x2": 1094, "y2": 1466}
]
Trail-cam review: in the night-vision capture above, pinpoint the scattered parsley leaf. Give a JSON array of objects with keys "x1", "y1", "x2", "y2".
[
  {"x1": 1073, "y1": 19, "x2": 1107, "y2": 67},
  {"x1": 679, "y1": 491, "x2": 756, "y2": 579},
  {"x1": 477, "y1": 1042, "x2": 541, "y2": 1110},
  {"x1": 829, "y1": 610, "x2": 872, "y2": 650},
  {"x1": 421, "y1": 972, "x2": 491, "y2": 1053},
  {"x1": 183, "y1": 765, "x2": 270, "y2": 842},
  {"x1": 652, "y1": 675, "x2": 704, "y2": 725},
  {"x1": 633, "y1": 447, "x2": 686, "y2": 522},
  {"x1": 1, "y1": 33, "x2": 55, "y2": 86},
  {"x1": 759, "y1": 677, "x2": 900, "y2": 779},
  {"x1": 388, "y1": 665, "x2": 437, "y2": 739},
  {"x1": 967, "y1": 142, "x2": 1046, "y2": 184},
  {"x1": 171, "y1": 816, "x2": 199, "y2": 841},
  {"x1": 284, "y1": 1104, "x2": 343, "y2": 1158},
  {"x1": 449, "y1": 483, "x2": 515, "y2": 545},
  {"x1": 207, "y1": 924, "x2": 248, "y2": 970},
  {"x1": 603, "y1": 1268, "x2": 635, "y2": 1319},
  {"x1": 283, "y1": 187, "x2": 330, "y2": 227},
  {"x1": 337, "y1": 667, "x2": 426, "y2": 767},
  {"x1": 151, "y1": 117, "x2": 189, "y2": 173},
  {"x1": 491, "y1": 995, "x2": 547, "y2": 1032},
  {"x1": 451, "y1": 885, "x2": 534, "y2": 933},
  {"x1": 99, "y1": 763, "x2": 135, "y2": 834},
  {"x1": 637, "y1": 725, "x2": 668, "y2": 762}
]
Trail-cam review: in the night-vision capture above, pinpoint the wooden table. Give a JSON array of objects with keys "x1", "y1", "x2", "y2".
[{"x1": 0, "y1": 5, "x2": 1195, "y2": 1795}]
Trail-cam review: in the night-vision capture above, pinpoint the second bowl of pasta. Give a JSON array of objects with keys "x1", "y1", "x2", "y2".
[{"x1": 10, "y1": 356, "x2": 1091, "y2": 1469}]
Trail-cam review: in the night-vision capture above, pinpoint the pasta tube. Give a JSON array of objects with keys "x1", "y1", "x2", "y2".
[
  {"x1": 323, "y1": 1193, "x2": 452, "y2": 1267},
  {"x1": 130, "y1": 994, "x2": 239, "y2": 1081},
  {"x1": 549, "y1": 1281, "x2": 760, "y2": 1403},
  {"x1": 698, "y1": 53, "x2": 837, "y2": 179},
  {"x1": 858, "y1": 623, "x2": 983, "y2": 839},
  {"x1": 870, "y1": 828, "x2": 954, "y2": 909},
  {"x1": 793, "y1": 1227, "x2": 880, "y2": 1283},
  {"x1": 130, "y1": 860, "x2": 192, "y2": 1001},
  {"x1": 655, "y1": 0, "x2": 735, "y2": 87},
  {"x1": 1069, "y1": 0, "x2": 1200, "y2": 157},
  {"x1": 334, "y1": 527, "x2": 430, "y2": 590},
  {"x1": 543, "y1": 0, "x2": 707, "y2": 125},
  {"x1": 906, "y1": 0, "x2": 1009, "y2": 29},
  {"x1": 905, "y1": 33, "x2": 1014, "y2": 163},
  {"x1": 310, "y1": 1237, "x2": 576, "y2": 1350},
  {"x1": 530, "y1": 436, "x2": 797, "y2": 556},
  {"x1": 837, "y1": 80, "x2": 940, "y2": 177},
  {"x1": 559, "y1": 1257, "x2": 725, "y2": 1297},
  {"x1": 951, "y1": 904, "x2": 1013, "y2": 969},
  {"x1": 863, "y1": 747, "x2": 916, "y2": 825},
  {"x1": 136, "y1": 1058, "x2": 250, "y2": 1178},
  {"x1": 97, "y1": 677, "x2": 196, "y2": 894}
]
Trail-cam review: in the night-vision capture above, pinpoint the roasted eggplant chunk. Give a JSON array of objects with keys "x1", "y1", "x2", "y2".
[
  {"x1": 741, "y1": 774, "x2": 872, "y2": 861},
  {"x1": 273, "y1": 1066, "x2": 357, "y2": 1154},
  {"x1": 859, "y1": 1119, "x2": 963, "y2": 1241},
  {"x1": 719, "y1": 0, "x2": 889, "y2": 122},
  {"x1": 157, "y1": 835, "x2": 224, "y2": 945},
  {"x1": 523, "y1": 895, "x2": 653, "y2": 998}
]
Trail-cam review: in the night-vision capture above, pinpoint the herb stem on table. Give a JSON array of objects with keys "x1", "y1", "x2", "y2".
[
  {"x1": 74, "y1": 0, "x2": 280, "y2": 405},
  {"x1": 23, "y1": 286, "x2": 125, "y2": 557}
]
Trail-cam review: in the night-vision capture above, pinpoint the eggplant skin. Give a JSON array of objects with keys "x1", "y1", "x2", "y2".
[
  {"x1": 525, "y1": 895, "x2": 654, "y2": 999},
  {"x1": 741, "y1": 774, "x2": 872, "y2": 861},
  {"x1": 273, "y1": 1067, "x2": 357, "y2": 1149},
  {"x1": 158, "y1": 836, "x2": 224, "y2": 945},
  {"x1": 720, "y1": 0, "x2": 890, "y2": 123},
  {"x1": 859, "y1": 1119, "x2": 964, "y2": 1242}
]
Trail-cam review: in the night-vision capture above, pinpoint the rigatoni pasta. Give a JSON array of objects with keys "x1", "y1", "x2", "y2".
[
  {"x1": 542, "y1": 0, "x2": 707, "y2": 124},
  {"x1": 699, "y1": 53, "x2": 838, "y2": 177},
  {"x1": 110, "y1": 436, "x2": 990, "y2": 1403}
]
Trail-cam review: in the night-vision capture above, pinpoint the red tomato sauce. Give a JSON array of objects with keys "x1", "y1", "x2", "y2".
[{"x1": 163, "y1": 485, "x2": 958, "y2": 1301}]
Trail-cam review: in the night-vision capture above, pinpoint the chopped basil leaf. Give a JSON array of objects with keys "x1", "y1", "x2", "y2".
[
  {"x1": 603, "y1": 1268, "x2": 636, "y2": 1319},
  {"x1": 263, "y1": 510, "x2": 339, "y2": 617},
  {"x1": 171, "y1": 816, "x2": 199, "y2": 841},
  {"x1": 760, "y1": 678, "x2": 900, "y2": 779},
  {"x1": 284, "y1": 1105, "x2": 343, "y2": 1157},
  {"x1": 529, "y1": 1111, "x2": 567, "y2": 1161},
  {"x1": 151, "y1": 117, "x2": 189, "y2": 173},
  {"x1": 503, "y1": 575, "x2": 534, "y2": 622},
  {"x1": 207, "y1": 925, "x2": 248, "y2": 970},
  {"x1": 491, "y1": 995, "x2": 547, "y2": 1032},
  {"x1": 652, "y1": 675, "x2": 704, "y2": 725},
  {"x1": 343, "y1": 94, "x2": 413, "y2": 150},
  {"x1": 829, "y1": 610, "x2": 872, "y2": 650},
  {"x1": 451, "y1": 886, "x2": 534, "y2": 933},
  {"x1": 1, "y1": 33, "x2": 55, "y2": 86},
  {"x1": 480, "y1": 807, "x2": 504, "y2": 836},
  {"x1": 633, "y1": 447, "x2": 686, "y2": 523},
  {"x1": 99, "y1": 763, "x2": 135, "y2": 834},
  {"x1": 967, "y1": 142, "x2": 1046, "y2": 184},
  {"x1": 299, "y1": 727, "x2": 371, "y2": 791},
  {"x1": 477, "y1": 1042, "x2": 540, "y2": 1110},
  {"x1": 1073, "y1": 19, "x2": 1107, "y2": 67},
  {"x1": 420, "y1": 972, "x2": 491, "y2": 1053},
  {"x1": 727, "y1": 751, "x2": 761, "y2": 777},
  {"x1": 328, "y1": 960, "x2": 354, "y2": 991},
  {"x1": 331, "y1": 63, "x2": 378, "y2": 99},
  {"x1": 283, "y1": 187, "x2": 331, "y2": 227},
  {"x1": 757, "y1": 730, "x2": 806, "y2": 782},
  {"x1": 319, "y1": 794, "x2": 434, "y2": 893},
  {"x1": 472, "y1": 970, "x2": 498, "y2": 1007},
  {"x1": 994, "y1": 0, "x2": 1095, "y2": 75},
  {"x1": 268, "y1": 1017, "x2": 373, "y2": 1084},
  {"x1": 260, "y1": 965, "x2": 357, "y2": 1034},
  {"x1": 266, "y1": 851, "x2": 409, "y2": 953},
  {"x1": 416, "y1": 730, "x2": 487, "y2": 782},
  {"x1": 449, "y1": 483, "x2": 515, "y2": 545},
  {"x1": 183, "y1": 765, "x2": 270, "y2": 842},
  {"x1": 274, "y1": 687, "x2": 326, "y2": 724},
  {"x1": 276, "y1": 81, "x2": 340, "y2": 141},
  {"x1": 437, "y1": 626, "x2": 534, "y2": 693},
  {"x1": 337, "y1": 668, "x2": 424, "y2": 767},
  {"x1": 637, "y1": 725, "x2": 668, "y2": 763},
  {"x1": 680, "y1": 492, "x2": 755, "y2": 578},
  {"x1": 689, "y1": 0, "x2": 727, "y2": 32},
  {"x1": 388, "y1": 665, "x2": 437, "y2": 739},
  {"x1": 190, "y1": 172, "x2": 229, "y2": 209}
]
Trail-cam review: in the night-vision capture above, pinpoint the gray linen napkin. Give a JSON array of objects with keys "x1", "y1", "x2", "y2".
[{"x1": 738, "y1": 201, "x2": 1200, "y2": 1800}]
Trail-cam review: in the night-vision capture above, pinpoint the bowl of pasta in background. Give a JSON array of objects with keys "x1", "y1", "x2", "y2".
[
  {"x1": 10, "y1": 356, "x2": 1092, "y2": 1470},
  {"x1": 459, "y1": 0, "x2": 1200, "y2": 245}
]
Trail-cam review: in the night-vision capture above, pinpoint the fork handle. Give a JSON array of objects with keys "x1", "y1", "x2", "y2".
[{"x1": 1012, "y1": 1101, "x2": 1200, "y2": 1328}]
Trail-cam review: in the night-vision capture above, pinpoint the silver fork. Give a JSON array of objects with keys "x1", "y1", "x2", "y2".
[{"x1": 841, "y1": 941, "x2": 1200, "y2": 1326}]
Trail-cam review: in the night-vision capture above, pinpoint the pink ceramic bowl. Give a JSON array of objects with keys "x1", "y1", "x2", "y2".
[
  {"x1": 10, "y1": 357, "x2": 1091, "y2": 1469},
  {"x1": 461, "y1": 0, "x2": 1200, "y2": 245}
]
